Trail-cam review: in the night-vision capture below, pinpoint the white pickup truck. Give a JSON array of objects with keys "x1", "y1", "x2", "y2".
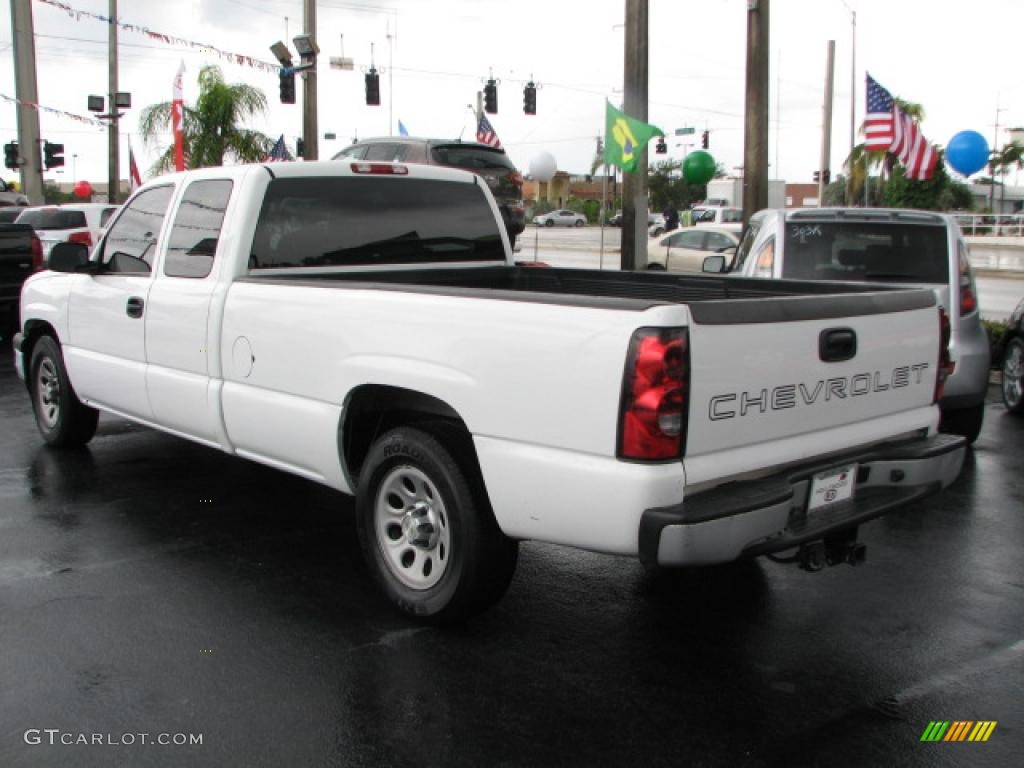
[{"x1": 15, "y1": 161, "x2": 966, "y2": 623}]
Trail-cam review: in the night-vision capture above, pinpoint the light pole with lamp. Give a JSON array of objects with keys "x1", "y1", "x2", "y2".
[{"x1": 87, "y1": 91, "x2": 131, "y2": 203}]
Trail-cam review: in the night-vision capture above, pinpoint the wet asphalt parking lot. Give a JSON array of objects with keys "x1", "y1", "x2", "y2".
[{"x1": 0, "y1": 361, "x2": 1021, "y2": 768}]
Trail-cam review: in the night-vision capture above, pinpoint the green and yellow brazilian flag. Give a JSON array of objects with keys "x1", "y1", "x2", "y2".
[{"x1": 604, "y1": 101, "x2": 663, "y2": 173}]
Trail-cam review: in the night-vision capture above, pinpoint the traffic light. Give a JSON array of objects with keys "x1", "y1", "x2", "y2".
[
  {"x1": 655, "y1": 136, "x2": 667, "y2": 154},
  {"x1": 823, "y1": 169, "x2": 831, "y2": 184},
  {"x1": 523, "y1": 81, "x2": 536, "y2": 115},
  {"x1": 43, "y1": 141, "x2": 64, "y2": 170},
  {"x1": 484, "y1": 78, "x2": 497, "y2": 114},
  {"x1": 279, "y1": 70, "x2": 296, "y2": 104},
  {"x1": 813, "y1": 170, "x2": 820, "y2": 183},
  {"x1": 4, "y1": 142, "x2": 18, "y2": 170},
  {"x1": 296, "y1": 137, "x2": 304, "y2": 158},
  {"x1": 365, "y1": 67, "x2": 380, "y2": 106},
  {"x1": 701, "y1": 130, "x2": 709, "y2": 149}
]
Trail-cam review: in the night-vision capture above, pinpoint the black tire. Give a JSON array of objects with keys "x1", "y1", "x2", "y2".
[
  {"x1": 646, "y1": 263, "x2": 666, "y2": 271},
  {"x1": 939, "y1": 403, "x2": 984, "y2": 444},
  {"x1": 355, "y1": 424, "x2": 518, "y2": 624},
  {"x1": 1002, "y1": 337, "x2": 1024, "y2": 415},
  {"x1": 574, "y1": 219, "x2": 584, "y2": 228},
  {"x1": 29, "y1": 335, "x2": 98, "y2": 448},
  {"x1": 544, "y1": 219, "x2": 554, "y2": 227}
]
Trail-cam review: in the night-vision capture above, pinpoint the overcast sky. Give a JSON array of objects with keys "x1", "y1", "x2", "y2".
[{"x1": 2, "y1": 0, "x2": 1023, "y2": 189}]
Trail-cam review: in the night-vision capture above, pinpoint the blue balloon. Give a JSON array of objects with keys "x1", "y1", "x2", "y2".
[{"x1": 946, "y1": 130, "x2": 990, "y2": 177}]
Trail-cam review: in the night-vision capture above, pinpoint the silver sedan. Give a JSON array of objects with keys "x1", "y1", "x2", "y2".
[
  {"x1": 533, "y1": 209, "x2": 586, "y2": 228},
  {"x1": 646, "y1": 225, "x2": 741, "y2": 272}
]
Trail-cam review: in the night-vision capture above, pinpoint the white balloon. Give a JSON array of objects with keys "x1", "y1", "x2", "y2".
[{"x1": 529, "y1": 152, "x2": 557, "y2": 182}]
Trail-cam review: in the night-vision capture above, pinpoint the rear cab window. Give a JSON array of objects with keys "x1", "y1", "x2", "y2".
[
  {"x1": 16, "y1": 209, "x2": 88, "y2": 230},
  {"x1": 248, "y1": 176, "x2": 505, "y2": 271},
  {"x1": 781, "y1": 222, "x2": 949, "y2": 283}
]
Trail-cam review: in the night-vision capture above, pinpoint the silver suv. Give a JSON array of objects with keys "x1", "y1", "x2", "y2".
[{"x1": 720, "y1": 208, "x2": 990, "y2": 443}]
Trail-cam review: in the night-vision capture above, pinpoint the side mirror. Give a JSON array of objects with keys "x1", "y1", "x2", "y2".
[
  {"x1": 702, "y1": 254, "x2": 727, "y2": 274},
  {"x1": 48, "y1": 241, "x2": 90, "y2": 273}
]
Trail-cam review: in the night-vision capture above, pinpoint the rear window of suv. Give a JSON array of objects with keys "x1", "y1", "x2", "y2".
[
  {"x1": 430, "y1": 145, "x2": 515, "y2": 171},
  {"x1": 249, "y1": 176, "x2": 504, "y2": 270},
  {"x1": 17, "y1": 209, "x2": 88, "y2": 230},
  {"x1": 781, "y1": 222, "x2": 949, "y2": 283}
]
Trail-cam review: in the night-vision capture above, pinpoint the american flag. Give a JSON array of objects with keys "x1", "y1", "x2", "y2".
[
  {"x1": 477, "y1": 114, "x2": 502, "y2": 149},
  {"x1": 265, "y1": 134, "x2": 293, "y2": 162},
  {"x1": 863, "y1": 74, "x2": 937, "y2": 181},
  {"x1": 864, "y1": 75, "x2": 895, "y2": 151}
]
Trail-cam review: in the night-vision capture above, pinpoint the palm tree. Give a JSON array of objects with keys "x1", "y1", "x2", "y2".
[{"x1": 138, "y1": 65, "x2": 273, "y2": 174}]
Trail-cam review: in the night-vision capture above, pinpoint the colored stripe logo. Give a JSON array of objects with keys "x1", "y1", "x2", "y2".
[{"x1": 921, "y1": 721, "x2": 997, "y2": 742}]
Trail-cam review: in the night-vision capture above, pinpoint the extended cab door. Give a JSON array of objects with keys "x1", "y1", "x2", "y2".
[
  {"x1": 65, "y1": 185, "x2": 175, "y2": 419},
  {"x1": 144, "y1": 178, "x2": 234, "y2": 444}
]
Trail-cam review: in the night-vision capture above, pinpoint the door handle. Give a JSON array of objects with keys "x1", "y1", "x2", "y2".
[
  {"x1": 819, "y1": 328, "x2": 857, "y2": 362},
  {"x1": 126, "y1": 296, "x2": 145, "y2": 319}
]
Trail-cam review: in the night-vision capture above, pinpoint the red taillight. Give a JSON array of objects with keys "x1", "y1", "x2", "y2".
[
  {"x1": 957, "y1": 248, "x2": 977, "y2": 315},
  {"x1": 68, "y1": 231, "x2": 93, "y2": 248},
  {"x1": 29, "y1": 234, "x2": 44, "y2": 272},
  {"x1": 618, "y1": 328, "x2": 689, "y2": 461},
  {"x1": 350, "y1": 162, "x2": 409, "y2": 175},
  {"x1": 935, "y1": 307, "x2": 955, "y2": 403}
]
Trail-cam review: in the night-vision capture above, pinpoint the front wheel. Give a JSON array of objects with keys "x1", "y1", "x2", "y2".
[
  {"x1": 29, "y1": 335, "x2": 98, "y2": 448},
  {"x1": 646, "y1": 262, "x2": 666, "y2": 271},
  {"x1": 355, "y1": 425, "x2": 518, "y2": 624},
  {"x1": 1002, "y1": 337, "x2": 1024, "y2": 414},
  {"x1": 544, "y1": 220, "x2": 554, "y2": 228},
  {"x1": 574, "y1": 219, "x2": 584, "y2": 228}
]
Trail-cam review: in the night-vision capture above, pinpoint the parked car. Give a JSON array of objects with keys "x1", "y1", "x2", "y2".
[
  {"x1": 0, "y1": 178, "x2": 29, "y2": 207},
  {"x1": 0, "y1": 208, "x2": 23, "y2": 223},
  {"x1": 332, "y1": 137, "x2": 526, "y2": 246},
  {"x1": 996, "y1": 296, "x2": 1024, "y2": 414},
  {"x1": 647, "y1": 225, "x2": 741, "y2": 272},
  {"x1": 15, "y1": 203, "x2": 119, "y2": 259},
  {"x1": 714, "y1": 207, "x2": 990, "y2": 442},
  {"x1": 691, "y1": 205, "x2": 743, "y2": 225},
  {"x1": 533, "y1": 209, "x2": 586, "y2": 228},
  {"x1": 0, "y1": 223, "x2": 42, "y2": 339}
]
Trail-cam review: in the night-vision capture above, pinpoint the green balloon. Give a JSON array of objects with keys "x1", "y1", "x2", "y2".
[{"x1": 683, "y1": 151, "x2": 716, "y2": 185}]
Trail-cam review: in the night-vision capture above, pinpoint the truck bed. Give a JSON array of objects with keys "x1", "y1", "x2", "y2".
[{"x1": 244, "y1": 265, "x2": 935, "y2": 323}]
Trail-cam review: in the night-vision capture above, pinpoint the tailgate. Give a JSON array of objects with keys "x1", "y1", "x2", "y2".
[{"x1": 684, "y1": 288, "x2": 940, "y2": 487}]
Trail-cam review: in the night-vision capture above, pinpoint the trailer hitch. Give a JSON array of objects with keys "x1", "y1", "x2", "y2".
[{"x1": 798, "y1": 529, "x2": 866, "y2": 572}]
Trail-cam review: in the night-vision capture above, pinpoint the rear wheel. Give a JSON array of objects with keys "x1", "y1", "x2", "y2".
[
  {"x1": 1002, "y1": 337, "x2": 1024, "y2": 414},
  {"x1": 574, "y1": 219, "x2": 584, "y2": 228},
  {"x1": 29, "y1": 335, "x2": 98, "y2": 448},
  {"x1": 355, "y1": 424, "x2": 518, "y2": 623},
  {"x1": 646, "y1": 263, "x2": 666, "y2": 271},
  {"x1": 544, "y1": 220, "x2": 554, "y2": 228},
  {"x1": 939, "y1": 403, "x2": 984, "y2": 444}
]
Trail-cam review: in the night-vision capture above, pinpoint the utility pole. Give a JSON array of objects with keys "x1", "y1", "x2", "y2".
[
  {"x1": 621, "y1": 0, "x2": 649, "y2": 271},
  {"x1": 10, "y1": 0, "x2": 44, "y2": 203},
  {"x1": 303, "y1": 0, "x2": 318, "y2": 161},
  {"x1": 742, "y1": 0, "x2": 769, "y2": 225},
  {"x1": 818, "y1": 40, "x2": 835, "y2": 207},
  {"x1": 108, "y1": 0, "x2": 120, "y2": 203}
]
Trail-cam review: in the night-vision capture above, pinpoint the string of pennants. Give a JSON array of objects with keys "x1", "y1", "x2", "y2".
[
  {"x1": 0, "y1": 92, "x2": 107, "y2": 127},
  {"x1": 36, "y1": 0, "x2": 282, "y2": 74}
]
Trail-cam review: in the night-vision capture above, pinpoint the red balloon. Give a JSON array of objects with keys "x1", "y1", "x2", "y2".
[{"x1": 73, "y1": 180, "x2": 92, "y2": 199}]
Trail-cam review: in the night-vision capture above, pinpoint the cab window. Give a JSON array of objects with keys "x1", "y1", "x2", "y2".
[
  {"x1": 99, "y1": 185, "x2": 174, "y2": 274},
  {"x1": 164, "y1": 179, "x2": 233, "y2": 279}
]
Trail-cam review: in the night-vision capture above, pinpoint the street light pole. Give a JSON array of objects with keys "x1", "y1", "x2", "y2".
[{"x1": 108, "y1": 0, "x2": 120, "y2": 203}]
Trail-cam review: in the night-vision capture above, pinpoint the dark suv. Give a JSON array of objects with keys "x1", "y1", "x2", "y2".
[{"x1": 332, "y1": 138, "x2": 525, "y2": 246}]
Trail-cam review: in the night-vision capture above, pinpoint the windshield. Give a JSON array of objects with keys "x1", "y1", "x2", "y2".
[
  {"x1": 781, "y1": 221, "x2": 949, "y2": 283},
  {"x1": 16, "y1": 209, "x2": 88, "y2": 230}
]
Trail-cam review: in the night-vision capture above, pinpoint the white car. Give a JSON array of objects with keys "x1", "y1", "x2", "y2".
[
  {"x1": 533, "y1": 209, "x2": 586, "y2": 227},
  {"x1": 691, "y1": 206, "x2": 743, "y2": 225},
  {"x1": 16, "y1": 203, "x2": 119, "y2": 259},
  {"x1": 646, "y1": 225, "x2": 741, "y2": 272}
]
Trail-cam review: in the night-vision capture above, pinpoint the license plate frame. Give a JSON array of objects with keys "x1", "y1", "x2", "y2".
[{"x1": 808, "y1": 463, "x2": 857, "y2": 511}]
